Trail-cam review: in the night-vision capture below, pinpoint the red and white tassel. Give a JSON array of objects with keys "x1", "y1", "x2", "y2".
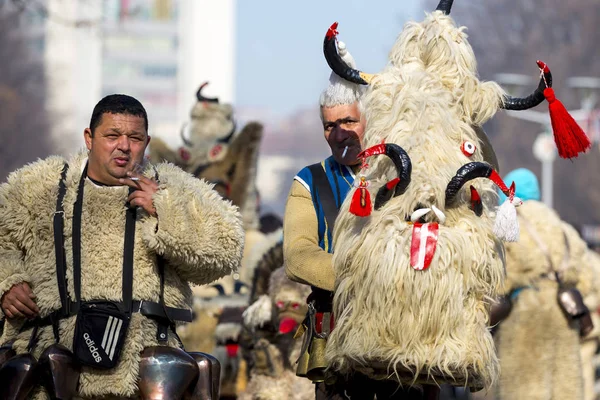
[
  {"x1": 349, "y1": 176, "x2": 372, "y2": 217},
  {"x1": 493, "y1": 182, "x2": 523, "y2": 242},
  {"x1": 537, "y1": 61, "x2": 592, "y2": 159}
]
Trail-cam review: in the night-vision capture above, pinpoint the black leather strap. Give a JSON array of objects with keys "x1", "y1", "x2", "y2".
[
  {"x1": 135, "y1": 301, "x2": 193, "y2": 323},
  {"x1": 54, "y1": 163, "x2": 70, "y2": 317},
  {"x1": 122, "y1": 199, "x2": 137, "y2": 316},
  {"x1": 72, "y1": 163, "x2": 136, "y2": 315},
  {"x1": 21, "y1": 301, "x2": 193, "y2": 333},
  {"x1": 156, "y1": 256, "x2": 169, "y2": 343},
  {"x1": 308, "y1": 162, "x2": 338, "y2": 233}
]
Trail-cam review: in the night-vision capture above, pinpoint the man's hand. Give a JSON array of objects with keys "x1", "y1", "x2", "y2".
[
  {"x1": 1, "y1": 282, "x2": 39, "y2": 319},
  {"x1": 119, "y1": 171, "x2": 159, "y2": 217}
]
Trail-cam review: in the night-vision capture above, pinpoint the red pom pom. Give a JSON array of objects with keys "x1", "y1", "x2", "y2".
[
  {"x1": 544, "y1": 88, "x2": 592, "y2": 159},
  {"x1": 225, "y1": 343, "x2": 239, "y2": 357},
  {"x1": 349, "y1": 186, "x2": 372, "y2": 217}
]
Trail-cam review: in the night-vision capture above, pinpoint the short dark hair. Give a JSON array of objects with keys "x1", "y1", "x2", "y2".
[{"x1": 89, "y1": 94, "x2": 148, "y2": 135}]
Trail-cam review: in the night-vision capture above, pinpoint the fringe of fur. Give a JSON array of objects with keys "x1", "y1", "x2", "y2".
[{"x1": 243, "y1": 295, "x2": 273, "y2": 329}]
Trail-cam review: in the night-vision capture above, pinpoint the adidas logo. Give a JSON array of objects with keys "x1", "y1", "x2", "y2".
[
  {"x1": 83, "y1": 332, "x2": 103, "y2": 363},
  {"x1": 100, "y1": 316, "x2": 124, "y2": 361}
]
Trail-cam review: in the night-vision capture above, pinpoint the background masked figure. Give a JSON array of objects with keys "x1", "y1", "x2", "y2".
[{"x1": 494, "y1": 168, "x2": 591, "y2": 400}]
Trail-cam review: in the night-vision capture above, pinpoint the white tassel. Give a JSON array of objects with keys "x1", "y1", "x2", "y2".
[
  {"x1": 242, "y1": 295, "x2": 272, "y2": 329},
  {"x1": 493, "y1": 196, "x2": 523, "y2": 242}
]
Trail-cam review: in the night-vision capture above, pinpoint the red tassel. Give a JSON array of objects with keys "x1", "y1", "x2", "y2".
[
  {"x1": 349, "y1": 178, "x2": 372, "y2": 217},
  {"x1": 544, "y1": 88, "x2": 591, "y2": 159}
]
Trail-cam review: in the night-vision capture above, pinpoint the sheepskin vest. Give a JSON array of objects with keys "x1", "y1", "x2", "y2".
[
  {"x1": 0, "y1": 151, "x2": 244, "y2": 399},
  {"x1": 293, "y1": 157, "x2": 355, "y2": 253}
]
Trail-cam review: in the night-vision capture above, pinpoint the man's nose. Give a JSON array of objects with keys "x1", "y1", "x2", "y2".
[
  {"x1": 117, "y1": 135, "x2": 130, "y2": 151},
  {"x1": 331, "y1": 125, "x2": 350, "y2": 143}
]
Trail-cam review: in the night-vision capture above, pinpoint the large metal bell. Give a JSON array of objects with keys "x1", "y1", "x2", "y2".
[
  {"x1": 38, "y1": 344, "x2": 80, "y2": 400},
  {"x1": 295, "y1": 347, "x2": 310, "y2": 378},
  {"x1": 139, "y1": 346, "x2": 199, "y2": 400},
  {"x1": 0, "y1": 344, "x2": 16, "y2": 368},
  {"x1": 306, "y1": 337, "x2": 327, "y2": 383},
  {"x1": 186, "y1": 352, "x2": 221, "y2": 400},
  {"x1": 0, "y1": 353, "x2": 38, "y2": 400}
]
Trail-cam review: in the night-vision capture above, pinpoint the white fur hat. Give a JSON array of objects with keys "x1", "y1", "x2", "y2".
[{"x1": 320, "y1": 41, "x2": 364, "y2": 108}]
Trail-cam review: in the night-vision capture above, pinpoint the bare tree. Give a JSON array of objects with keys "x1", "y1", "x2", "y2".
[
  {"x1": 424, "y1": 0, "x2": 600, "y2": 228},
  {"x1": 0, "y1": 5, "x2": 54, "y2": 181}
]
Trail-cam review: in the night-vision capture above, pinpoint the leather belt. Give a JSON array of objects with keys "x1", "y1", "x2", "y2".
[
  {"x1": 21, "y1": 300, "x2": 193, "y2": 332},
  {"x1": 133, "y1": 300, "x2": 193, "y2": 323}
]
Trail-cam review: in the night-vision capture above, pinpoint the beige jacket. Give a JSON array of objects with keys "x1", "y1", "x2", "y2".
[
  {"x1": 283, "y1": 180, "x2": 335, "y2": 292},
  {"x1": 0, "y1": 152, "x2": 244, "y2": 398}
]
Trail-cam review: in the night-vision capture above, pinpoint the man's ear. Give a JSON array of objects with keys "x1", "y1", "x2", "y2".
[{"x1": 84, "y1": 128, "x2": 93, "y2": 151}]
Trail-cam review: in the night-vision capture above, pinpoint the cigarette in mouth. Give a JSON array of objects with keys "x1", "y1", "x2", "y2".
[
  {"x1": 129, "y1": 177, "x2": 140, "y2": 181},
  {"x1": 342, "y1": 146, "x2": 349, "y2": 158}
]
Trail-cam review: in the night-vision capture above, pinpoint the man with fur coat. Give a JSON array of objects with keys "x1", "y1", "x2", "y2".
[{"x1": 0, "y1": 94, "x2": 244, "y2": 399}]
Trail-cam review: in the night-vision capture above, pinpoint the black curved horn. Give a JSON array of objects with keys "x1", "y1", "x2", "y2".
[
  {"x1": 216, "y1": 120, "x2": 237, "y2": 144},
  {"x1": 445, "y1": 162, "x2": 511, "y2": 206},
  {"x1": 211, "y1": 284, "x2": 226, "y2": 296},
  {"x1": 436, "y1": 0, "x2": 454, "y2": 14},
  {"x1": 358, "y1": 143, "x2": 412, "y2": 210},
  {"x1": 323, "y1": 22, "x2": 373, "y2": 85},
  {"x1": 196, "y1": 82, "x2": 219, "y2": 103},
  {"x1": 180, "y1": 123, "x2": 193, "y2": 147},
  {"x1": 501, "y1": 61, "x2": 553, "y2": 110}
]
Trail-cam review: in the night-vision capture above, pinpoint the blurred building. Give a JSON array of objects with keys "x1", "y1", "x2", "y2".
[{"x1": 30, "y1": 0, "x2": 235, "y2": 154}]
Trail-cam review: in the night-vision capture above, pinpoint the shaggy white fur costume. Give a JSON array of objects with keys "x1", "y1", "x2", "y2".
[
  {"x1": 495, "y1": 201, "x2": 587, "y2": 400},
  {"x1": 327, "y1": 11, "x2": 507, "y2": 389},
  {"x1": 0, "y1": 151, "x2": 244, "y2": 399}
]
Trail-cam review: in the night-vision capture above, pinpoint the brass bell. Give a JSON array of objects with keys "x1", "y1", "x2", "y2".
[
  {"x1": 295, "y1": 347, "x2": 310, "y2": 378},
  {"x1": 306, "y1": 337, "x2": 328, "y2": 383}
]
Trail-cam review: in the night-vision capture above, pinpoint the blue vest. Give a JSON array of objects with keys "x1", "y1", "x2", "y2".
[{"x1": 294, "y1": 156, "x2": 355, "y2": 253}]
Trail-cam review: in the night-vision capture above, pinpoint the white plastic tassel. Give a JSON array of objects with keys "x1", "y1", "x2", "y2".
[{"x1": 493, "y1": 196, "x2": 523, "y2": 242}]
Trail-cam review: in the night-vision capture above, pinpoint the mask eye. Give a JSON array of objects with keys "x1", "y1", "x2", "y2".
[
  {"x1": 276, "y1": 301, "x2": 285, "y2": 309},
  {"x1": 291, "y1": 303, "x2": 301, "y2": 310},
  {"x1": 461, "y1": 141, "x2": 476, "y2": 157}
]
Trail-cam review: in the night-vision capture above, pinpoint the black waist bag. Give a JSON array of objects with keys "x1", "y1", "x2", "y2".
[{"x1": 73, "y1": 301, "x2": 131, "y2": 369}]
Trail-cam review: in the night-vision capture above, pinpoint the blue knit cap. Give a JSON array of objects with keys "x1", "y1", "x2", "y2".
[{"x1": 498, "y1": 168, "x2": 540, "y2": 203}]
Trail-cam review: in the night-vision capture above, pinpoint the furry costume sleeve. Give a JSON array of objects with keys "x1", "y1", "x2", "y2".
[
  {"x1": 0, "y1": 156, "x2": 64, "y2": 320},
  {"x1": 142, "y1": 163, "x2": 244, "y2": 285},
  {"x1": 283, "y1": 181, "x2": 335, "y2": 291}
]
